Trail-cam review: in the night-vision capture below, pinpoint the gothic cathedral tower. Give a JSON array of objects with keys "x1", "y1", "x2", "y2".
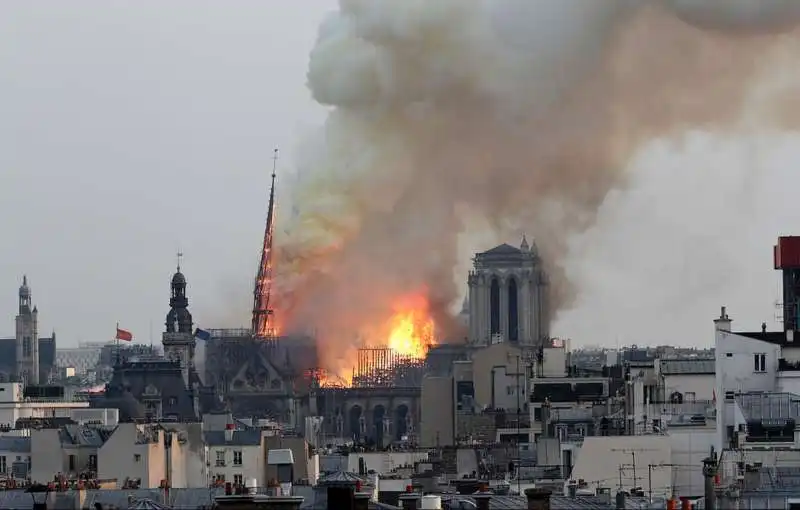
[
  {"x1": 467, "y1": 237, "x2": 549, "y2": 347},
  {"x1": 162, "y1": 261, "x2": 195, "y2": 386},
  {"x1": 15, "y1": 276, "x2": 39, "y2": 385}
]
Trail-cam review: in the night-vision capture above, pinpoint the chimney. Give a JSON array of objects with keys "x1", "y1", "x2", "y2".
[
  {"x1": 714, "y1": 307, "x2": 732, "y2": 333},
  {"x1": 524, "y1": 488, "x2": 552, "y2": 510},
  {"x1": 702, "y1": 457, "x2": 718, "y2": 510},
  {"x1": 354, "y1": 492, "x2": 370, "y2": 510},
  {"x1": 420, "y1": 495, "x2": 442, "y2": 510},
  {"x1": 616, "y1": 491, "x2": 626, "y2": 510},
  {"x1": 473, "y1": 493, "x2": 491, "y2": 510},
  {"x1": 225, "y1": 423, "x2": 235, "y2": 442},
  {"x1": 327, "y1": 486, "x2": 354, "y2": 510},
  {"x1": 399, "y1": 492, "x2": 421, "y2": 510},
  {"x1": 215, "y1": 493, "x2": 304, "y2": 510}
]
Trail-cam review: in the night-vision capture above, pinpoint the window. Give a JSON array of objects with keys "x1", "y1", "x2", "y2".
[
  {"x1": 23, "y1": 337, "x2": 32, "y2": 357},
  {"x1": 215, "y1": 474, "x2": 225, "y2": 482},
  {"x1": 88, "y1": 455, "x2": 97, "y2": 470},
  {"x1": 233, "y1": 450, "x2": 242, "y2": 466},
  {"x1": 726, "y1": 353, "x2": 733, "y2": 358},
  {"x1": 685, "y1": 392, "x2": 696, "y2": 402},
  {"x1": 0, "y1": 456, "x2": 5, "y2": 474},
  {"x1": 134, "y1": 454, "x2": 141, "y2": 463},
  {"x1": 68, "y1": 455, "x2": 76, "y2": 471},
  {"x1": 168, "y1": 397, "x2": 177, "y2": 406},
  {"x1": 754, "y1": 353, "x2": 767, "y2": 373},
  {"x1": 234, "y1": 474, "x2": 243, "y2": 486},
  {"x1": 215, "y1": 450, "x2": 225, "y2": 467}
]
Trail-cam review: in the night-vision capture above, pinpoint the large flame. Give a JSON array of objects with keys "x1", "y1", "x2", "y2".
[{"x1": 386, "y1": 293, "x2": 436, "y2": 359}]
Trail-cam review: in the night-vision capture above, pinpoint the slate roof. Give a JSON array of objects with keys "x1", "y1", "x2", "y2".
[
  {"x1": 443, "y1": 494, "x2": 653, "y2": 509},
  {"x1": 0, "y1": 488, "x2": 220, "y2": 510},
  {"x1": 59, "y1": 424, "x2": 116, "y2": 447},
  {"x1": 94, "y1": 359, "x2": 199, "y2": 421},
  {"x1": 317, "y1": 471, "x2": 368, "y2": 486},
  {"x1": 479, "y1": 244, "x2": 522, "y2": 256},
  {"x1": 128, "y1": 498, "x2": 171, "y2": 509},
  {"x1": 0, "y1": 436, "x2": 30, "y2": 453},
  {"x1": 659, "y1": 358, "x2": 715, "y2": 375},
  {"x1": 735, "y1": 330, "x2": 791, "y2": 346},
  {"x1": 204, "y1": 429, "x2": 262, "y2": 446}
]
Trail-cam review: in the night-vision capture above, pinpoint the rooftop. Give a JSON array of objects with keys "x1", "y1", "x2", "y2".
[
  {"x1": 659, "y1": 358, "x2": 715, "y2": 375},
  {"x1": 736, "y1": 392, "x2": 800, "y2": 422},
  {"x1": 59, "y1": 424, "x2": 115, "y2": 447},
  {"x1": 204, "y1": 429, "x2": 262, "y2": 446},
  {"x1": 442, "y1": 494, "x2": 654, "y2": 509},
  {"x1": 0, "y1": 436, "x2": 30, "y2": 453}
]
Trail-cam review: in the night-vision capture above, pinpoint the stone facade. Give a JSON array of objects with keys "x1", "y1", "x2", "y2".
[
  {"x1": 467, "y1": 238, "x2": 549, "y2": 347},
  {"x1": 15, "y1": 276, "x2": 39, "y2": 385}
]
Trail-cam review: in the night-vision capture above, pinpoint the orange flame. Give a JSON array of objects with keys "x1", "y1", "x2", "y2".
[{"x1": 386, "y1": 293, "x2": 436, "y2": 359}]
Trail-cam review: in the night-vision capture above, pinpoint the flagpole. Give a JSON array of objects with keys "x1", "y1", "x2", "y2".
[{"x1": 115, "y1": 321, "x2": 120, "y2": 367}]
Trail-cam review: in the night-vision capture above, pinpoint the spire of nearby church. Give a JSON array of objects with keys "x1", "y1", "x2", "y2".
[
  {"x1": 520, "y1": 234, "x2": 530, "y2": 252},
  {"x1": 165, "y1": 256, "x2": 193, "y2": 334},
  {"x1": 18, "y1": 275, "x2": 31, "y2": 313}
]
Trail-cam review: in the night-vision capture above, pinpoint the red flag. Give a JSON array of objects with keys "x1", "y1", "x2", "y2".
[{"x1": 116, "y1": 328, "x2": 133, "y2": 342}]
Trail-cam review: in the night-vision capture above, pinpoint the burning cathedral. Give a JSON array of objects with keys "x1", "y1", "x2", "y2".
[
  {"x1": 90, "y1": 146, "x2": 550, "y2": 447},
  {"x1": 308, "y1": 236, "x2": 550, "y2": 447}
]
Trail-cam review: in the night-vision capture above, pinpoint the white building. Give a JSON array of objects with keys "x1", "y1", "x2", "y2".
[
  {"x1": 30, "y1": 422, "x2": 207, "y2": 488},
  {"x1": 713, "y1": 306, "x2": 792, "y2": 451},
  {"x1": 205, "y1": 428, "x2": 265, "y2": 487},
  {"x1": 0, "y1": 382, "x2": 91, "y2": 429},
  {"x1": 0, "y1": 436, "x2": 29, "y2": 479},
  {"x1": 655, "y1": 358, "x2": 715, "y2": 402}
]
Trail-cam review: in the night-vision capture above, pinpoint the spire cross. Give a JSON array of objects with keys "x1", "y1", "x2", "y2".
[
  {"x1": 271, "y1": 148, "x2": 279, "y2": 179},
  {"x1": 177, "y1": 252, "x2": 184, "y2": 272}
]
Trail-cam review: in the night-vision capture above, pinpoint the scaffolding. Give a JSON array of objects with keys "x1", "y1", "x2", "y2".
[{"x1": 352, "y1": 347, "x2": 426, "y2": 388}]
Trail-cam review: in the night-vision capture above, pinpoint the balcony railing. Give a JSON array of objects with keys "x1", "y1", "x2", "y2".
[{"x1": 778, "y1": 358, "x2": 800, "y2": 372}]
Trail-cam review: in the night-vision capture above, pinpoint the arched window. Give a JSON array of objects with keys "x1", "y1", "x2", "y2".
[
  {"x1": 490, "y1": 277, "x2": 500, "y2": 335},
  {"x1": 508, "y1": 278, "x2": 519, "y2": 342},
  {"x1": 669, "y1": 391, "x2": 684, "y2": 404}
]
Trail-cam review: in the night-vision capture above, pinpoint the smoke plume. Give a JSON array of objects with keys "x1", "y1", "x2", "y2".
[{"x1": 276, "y1": 0, "x2": 800, "y2": 374}]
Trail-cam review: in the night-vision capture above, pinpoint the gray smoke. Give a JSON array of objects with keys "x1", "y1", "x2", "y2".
[{"x1": 276, "y1": 0, "x2": 800, "y2": 375}]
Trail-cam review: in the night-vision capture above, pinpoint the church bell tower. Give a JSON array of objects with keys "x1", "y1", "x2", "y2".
[
  {"x1": 467, "y1": 237, "x2": 550, "y2": 347},
  {"x1": 15, "y1": 276, "x2": 39, "y2": 385},
  {"x1": 162, "y1": 256, "x2": 195, "y2": 385}
]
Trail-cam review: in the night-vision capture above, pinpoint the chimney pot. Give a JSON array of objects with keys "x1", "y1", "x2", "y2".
[
  {"x1": 524, "y1": 488, "x2": 552, "y2": 510},
  {"x1": 354, "y1": 492, "x2": 371, "y2": 510},
  {"x1": 474, "y1": 493, "x2": 491, "y2": 510},
  {"x1": 399, "y1": 493, "x2": 421, "y2": 510}
]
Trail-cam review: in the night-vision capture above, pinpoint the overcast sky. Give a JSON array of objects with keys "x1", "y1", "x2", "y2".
[
  {"x1": 1, "y1": 1, "x2": 336, "y2": 345},
  {"x1": 2, "y1": 2, "x2": 799, "y2": 349}
]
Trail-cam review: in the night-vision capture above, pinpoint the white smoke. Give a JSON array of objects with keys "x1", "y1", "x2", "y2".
[{"x1": 276, "y1": 0, "x2": 800, "y2": 372}]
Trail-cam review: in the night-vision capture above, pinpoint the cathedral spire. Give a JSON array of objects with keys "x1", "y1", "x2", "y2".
[{"x1": 520, "y1": 234, "x2": 530, "y2": 252}]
